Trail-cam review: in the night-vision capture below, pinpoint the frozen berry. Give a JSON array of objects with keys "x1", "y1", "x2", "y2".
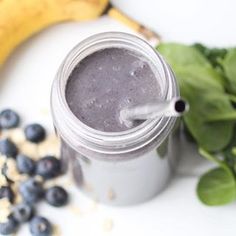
[
  {"x1": 0, "y1": 186, "x2": 15, "y2": 203},
  {"x1": 36, "y1": 156, "x2": 61, "y2": 179},
  {"x1": 0, "y1": 109, "x2": 20, "y2": 129},
  {"x1": 16, "y1": 154, "x2": 35, "y2": 175},
  {"x1": 24, "y1": 124, "x2": 46, "y2": 143},
  {"x1": 0, "y1": 215, "x2": 18, "y2": 235},
  {"x1": 45, "y1": 186, "x2": 68, "y2": 207},
  {"x1": 0, "y1": 139, "x2": 18, "y2": 158},
  {"x1": 19, "y1": 178, "x2": 44, "y2": 204},
  {"x1": 30, "y1": 216, "x2": 52, "y2": 236},
  {"x1": 12, "y1": 203, "x2": 34, "y2": 223}
]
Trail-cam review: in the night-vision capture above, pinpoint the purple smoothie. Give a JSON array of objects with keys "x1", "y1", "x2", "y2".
[{"x1": 65, "y1": 47, "x2": 161, "y2": 132}]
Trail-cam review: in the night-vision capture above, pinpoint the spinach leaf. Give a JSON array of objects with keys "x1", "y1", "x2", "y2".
[
  {"x1": 176, "y1": 66, "x2": 234, "y2": 151},
  {"x1": 221, "y1": 49, "x2": 236, "y2": 94},
  {"x1": 193, "y1": 43, "x2": 228, "y2": 68},
  {"x1": 157, "y1": 43, "x2": 234, "y2": 151},
  {"x1": 157, "y1": 43, "x2": 225, "y2": 86},
  {"x1": 197, "y1": 167, "x2": 236, "y2": 206},
  {"x1": 175, "y1": 64, "x2": 224, "y2": 89},
  {"x1": 198, "y1": 149, "x2": 236, "y2": 206},
  {"x1": 157, "y1": 42, "x2": 236, "y2": 206},
  {"x1": 157, "y1": 43, "x2": 210, "y2": 70}
]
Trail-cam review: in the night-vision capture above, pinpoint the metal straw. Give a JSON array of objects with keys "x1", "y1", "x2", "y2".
[{"x1": 120, "y1": 97, "x2": 188, "y2": 122}]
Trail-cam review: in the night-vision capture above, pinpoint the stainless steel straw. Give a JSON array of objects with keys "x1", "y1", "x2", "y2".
[{"x1": 120, "y1": 97, "x2": 188, "y2": 122}]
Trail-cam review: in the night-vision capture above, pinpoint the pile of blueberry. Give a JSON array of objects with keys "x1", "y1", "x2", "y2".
[{"x1": 0, "y1": 109, "x2": 69, "y2": 236}]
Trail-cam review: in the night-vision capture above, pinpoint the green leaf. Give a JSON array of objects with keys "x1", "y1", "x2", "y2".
[
  {"x1": 176, "y1": 64, "x2": 224, "y2": 91},
  {"x1": 227, "y1": 94, "x2": 236, "y2": 103},
  {"x1": 176, "y1": 66, "x2": 235, "y2": 152},
  {"x1": 157, "y1": 43, "x2": 225, "y2": 86},
  {"x1": 197, "y1": 167, "x2": 236, "y2": 206},
  {"x1": 193, "y1": 43, "x2": 228, "y2": 68},
  {"x1": 232, "y1": 147, "x2": 236, "y2": 156},
  {"x1": 206, "y1": 111, "x2": 236, "y2": 122},
  {"x1": 157, "y1": 42, "x2": 236, "y2": 206},
  {"x1": 221, "y1": 48, "x2": 236, "y2": 94},
  {"x1": 157, "y1": 43, "x2": 210, "y2": 70},
  {"x1": 157, "y1": 43, "x2": 236, "y2": 152}
]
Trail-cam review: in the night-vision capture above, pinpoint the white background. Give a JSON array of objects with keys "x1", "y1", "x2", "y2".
[{"x1": 0, "y1": 1, "x2": 236, "y2": 235}]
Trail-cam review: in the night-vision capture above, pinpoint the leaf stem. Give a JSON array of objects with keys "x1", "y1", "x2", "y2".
[{"x1": 199, "y1": 148, "x2": 231, "y2": 173}]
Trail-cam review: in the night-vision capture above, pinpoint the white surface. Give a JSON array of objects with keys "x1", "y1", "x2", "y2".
[
  {"x1": 112, "y1": 0, "x2": 236, "y2": 46},
  {"x1": 0, "y1": 9, "x2": 235, "y2": 236}
]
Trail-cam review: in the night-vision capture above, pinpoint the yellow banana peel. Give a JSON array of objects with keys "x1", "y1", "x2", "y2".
[{"x1": 0, "y1": 0, "x2": 109, "y2": 65}]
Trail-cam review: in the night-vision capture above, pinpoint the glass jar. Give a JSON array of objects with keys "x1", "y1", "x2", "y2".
[{"x1": 51, "y1": 32, "x2": 180, "y2": 206}]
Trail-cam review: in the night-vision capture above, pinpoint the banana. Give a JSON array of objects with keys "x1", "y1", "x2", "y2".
[{"x1": 0, "y1": 0, "x2": 109, "y2": 65}]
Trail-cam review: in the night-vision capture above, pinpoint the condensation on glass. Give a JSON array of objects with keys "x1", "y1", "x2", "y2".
[{"x1": 51, "y1": 32, "x2": 180, "y2": 206}]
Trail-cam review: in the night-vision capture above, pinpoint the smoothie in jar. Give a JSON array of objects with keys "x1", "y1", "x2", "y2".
[{"x1": 51, "y1": 32, "x2": 179, "y2": 205}]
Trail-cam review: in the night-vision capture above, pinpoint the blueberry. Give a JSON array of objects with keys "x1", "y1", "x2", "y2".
[
  {"x1": 12, "y1": 203, "x2": 34, "y2": 223},
  {"x1": 0, "y1": 215, "x2": 18, "y2": 235},
  {"x1": 24, "y1": 124, "x2": 46, "y2": 143},
  {"x1": 16, "y1": 154, "x2": 35, "y2": 175},
  {"x1": 30, "y1": 216, "x2": 52, "y2": 236},
  {"x1": 45, "y1": 186, "x2": 68, "y2": 207},
  {"x1": 36, "y1": 156, "x2": 61, "y2": 179},
  {"x1": 0, "y1": 139, "x2": 18, "y2": 158},
  {"x1": 19, "y1": 178, "x2": 44, "y2": 204},
  {"x1": 0, "y1": 186, "x2": 15, "y2": 203},
  {"x1": 0, "y1": 109, "x2": 20, "y2": 129}
]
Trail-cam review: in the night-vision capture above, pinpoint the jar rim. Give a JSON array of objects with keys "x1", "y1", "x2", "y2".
[{"x1": 51, "y1": 32, "x2": 179, "y2": 157}]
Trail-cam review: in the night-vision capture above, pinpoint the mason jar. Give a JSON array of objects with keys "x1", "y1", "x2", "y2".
[{"x1": 51, "y1": 32, "x2": 180, "y2": 206}]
